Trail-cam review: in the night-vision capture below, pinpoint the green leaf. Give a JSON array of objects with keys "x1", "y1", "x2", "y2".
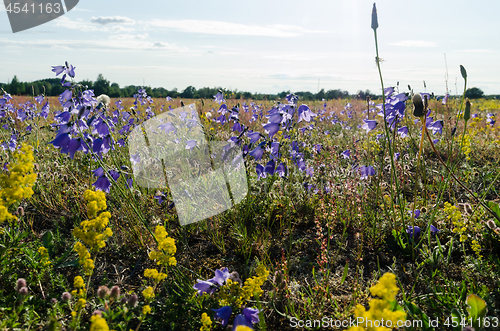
[
  {"x1": 466, "y1": 293, "x2": 487, "y2": 327},
  {"x1": 405, "y1": 302, "x2": 432, "y2": 331},
  {"x1": 451, "y1": 309, "x2": 462, "y2": 331},
  {"x1": 341, "y1": 261, "x2": 348, "y2": 285},
  {"x1": 42, "y1": 231, "x2": 54, "y2": 252},
  {"x1": 486, "y1": 201, "x2": 500, "y2": 225}
]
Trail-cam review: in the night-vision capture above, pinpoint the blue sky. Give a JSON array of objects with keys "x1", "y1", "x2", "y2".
[{"x1": 1, "y1": 0, "x2": 499, "y2": 96}]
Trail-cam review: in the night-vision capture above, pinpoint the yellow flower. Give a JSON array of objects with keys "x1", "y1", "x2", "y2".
[
  {"x1": 142, "y1": 286, "x2": 155, "y2": 301},
  {"x1": 90, "y1": 314, "x2": 110, "y2": 331},
  {"x1": 142, "y1": 305, "x2": 151, "y2": 315},
  {"x1": 148, "y1": 226, "x2": 177, "y2": 268},
  {"x1": 200, "y1": 312, "x2": 212, "y2": 331},
  {"x1": 0, "y1": 144, "x2": 37, "y2": 225},
  {"x1": 38, "y1": 246, "x2": 51, "y2": 267},
  {"x1": 144, "y1": 269, "x2": 168, "y2": 282},
  {"x1": 74, "y1": 276, "x2": 85, "y2": 289},
  {"x1": 234, "y1": 327, "x2": 252, "y2": 331},
  {"x1": 75, "y1": 298, "x2": 86, "y2": 311},
  {"x1": 370, "y1": 273, "x2": 399, "y2": 301}
]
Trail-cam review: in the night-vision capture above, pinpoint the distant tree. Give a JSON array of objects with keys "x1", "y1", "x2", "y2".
[
  {"x1": 315, "y1": 88, "x2": 326, "y2": 100},
  {"x1": 79, "y1": 79, "x2": 94, "y2": 90},
  {"x1": 465, "y1": 87, "x2": 484, "y2": 99},
  {"x1": 94, "y1": 74, "x2": 110, "y2": 96},
  {"x1": 181, "y1": 86, "x2": 196, "y2": 99},
  {"x1": 9, "y1": 76, "x2": 25, "y2": 95},
  {"x1": 109, "y1": 83, "x2": 121, "y2": 97}
]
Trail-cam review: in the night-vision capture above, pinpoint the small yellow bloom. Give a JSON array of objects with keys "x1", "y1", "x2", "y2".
[
  {"x1": 142, "y1": 286, "x2": 155, "y2": 301},
  {"x1": 90, "y1": 314, "x2": 110, "y2": 331},
  {"x1": 142, "y1": 305, "x2": 151, "y2": 315}
]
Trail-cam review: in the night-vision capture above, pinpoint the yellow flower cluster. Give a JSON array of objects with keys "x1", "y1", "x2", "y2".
[
  {"x1": 459, "y1": 134, "x2": 472, "y2": 160},
  {"x1": 240, "y1": 264, "x2": 269, "y2": 302},
  {"x1": 38, "y1": 246, "x2": 51, "y2": 267},
  {"x1": 71, "y1": 275, "x2": 86, "y2": 298},
  {"x1": 142, "y1": 286, "x2": 155, "y2": 302},
  {"x1": 84, "y1": 189, "x2": 107, "y2": 218},
  {"x1": 444, "y1": 202, "x2": 466, "y2": 242},
  {"x1": 347, "y1": 273, "x2": 406, "y2": 331},
  {"x1": 148, "y1": 225, "x2": 177, "y2": 267},
  {"x1": 200, "y1": 312, "x2": 212, "y2": 331},
  {"x1": 89, "y1": 314, "x2": 110, "y2": 331},
  {"x1": 142, "y1": 305, "x2": 152, "y2": 315},
  {"x1": 73, "y1": 189, "x2": 113, "y2": 253},
  {"x1": 218, "y1": 278, "x2": 245, "y2": 307},
  {"x1": 0, "y1": 144, "x2": 37, "y2": 225},
  {"x1": 144, "y1": 268, "x2": 167, "y2": 282},
  {"x1": 74, "y1": 241, "x2": 95, "y2": 276},
  {"x1": 75, "y1": 298, "x2": 86, "y2": 311}
]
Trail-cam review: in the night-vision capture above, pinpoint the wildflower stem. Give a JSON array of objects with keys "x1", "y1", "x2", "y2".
[
  {"x1": 373, "y1": 28, "x2": 407, "y2": 238},
  {"x1": 424, "y1": 127, "x2": 500, "y2": 221}
]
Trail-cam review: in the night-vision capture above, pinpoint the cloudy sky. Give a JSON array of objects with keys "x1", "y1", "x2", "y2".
[{"x1": 1, "y1": 0, "x2": 499, "y2": 96}]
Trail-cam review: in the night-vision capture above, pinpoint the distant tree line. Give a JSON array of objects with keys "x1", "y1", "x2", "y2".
[{"x1": 1, "y1": 74, "x2": 496, "y2": 101}]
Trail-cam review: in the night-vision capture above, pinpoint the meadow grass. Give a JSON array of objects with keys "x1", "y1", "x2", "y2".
[{"x1": 1, "y1": 80, "x2": 500, "y2": 331}]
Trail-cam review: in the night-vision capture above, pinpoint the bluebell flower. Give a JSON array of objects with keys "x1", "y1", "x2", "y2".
[
  {"x1": 264, "y1": 159, "x2": 275, "y2": 176},
  {"x1": 242, "y1": 307, "x2": 260, "y2": 324},
  {"x1": 263, "y1": 122, "x2": 280, "y2": 139},
  {"x1": 361, "y1": 119, "x2": 377, "y2": 133},
  {"x1": 397, "y1": 126, "x2": 409, "y2": 138},
  {"x1": 232, "y1": 314, "x2": 253, "y2": 330},
  {"x1": 430, "y1": 225, "x2": 439, "y2": 235},
  {"x1": 186, "y1": 139, "x2": 197, "y2": 150},
  {"x1": 341, "y1": 150, "x2": 350, "y2": 159},
  {"x1": 406, "y1": 226, "x2": 421, "y2": 239},
  {"x1": 130, "y1": 153, "x2": 141, "y2": 165},
  {"x1": 249, "y1": 143, "x2": 265, "y2": 161},
  {"x1": 256, "y1": 164, "x2": 267, "y2": 180},
  {"x1": 359, "y1": 166, "x2": 375, "y2": 179},
  {"x1": 214, "y1": 92, "x2": 225, "y2": 104},
  {"x1": 276, "y1": 163, "x2": 287, "y2": 178},
  {"x1": 93, "y1": 175, "x2": 111, "y2": 193},
  {"x1": 212, "y1": 306, "x2": 232, "y2": 327},
  {"x1": 409, "y1": 209, "x2": 421, "y2": 218}
]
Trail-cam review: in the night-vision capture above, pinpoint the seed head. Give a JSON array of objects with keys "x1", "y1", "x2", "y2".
[
  {"x1": 413, "y1": 93, "x2": 425, "y2": 117},
  {"x1": 464, "y1": 98, "x2": 471, "y2": 121}
]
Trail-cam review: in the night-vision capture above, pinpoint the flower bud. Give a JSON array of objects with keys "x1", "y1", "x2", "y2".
[
  {"x1": 413, "y1": 93, "x2": 425, "y2": 117},
  {"x1": 110, "y1": 285, "x2": 120, "y2": 300},
  {"x1": 15, "y1": 278, "x2": 27, "y2": 291},
  {"x1": 51, "y1": 298, "x2": 58, "y2": 305},
  {"x1": 460, "y1": 65, "x2": 467, "y2": 80},
  {"x1": 97, "y1": 286, "x2": 110, "y2": 299},
  {"x1": 127, "y1": 294, "x2": 138, "y2": 307},
  {"x1": 371, "y1": 3, "x2": 378, "y2": 30},
  {"x1": 486, "y1": 219, "x2": 497, "y2": 230},
  {"x1": 19, "y1": 287, "x2": 29, "y2": 296},
  {"x1": 464, "y1": 98, "x2": 471, "y2": 121},
  {"x1": 61, "y1": 291, "x2": 72, "y2": 302},
  {"x1": 120, "y1": 296, "x2": 128, "y2": 305}
]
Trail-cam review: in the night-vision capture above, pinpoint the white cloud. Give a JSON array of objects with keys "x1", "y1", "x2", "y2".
[
  {"x1": 53, "y1": 16, "x2": 135, "y2": 33},
  {"x1": 0, "y1": 36, "x2": 190, "y2": 53},
  {"x1": 388, "y1": 40, "x2": 437, "y2": 47},
  {"x1": 90, "y1": 16, "x2": 135, "y2": 25},
  {"x1": 147, "y1": 19, "x2": 328, "y2": 37}
]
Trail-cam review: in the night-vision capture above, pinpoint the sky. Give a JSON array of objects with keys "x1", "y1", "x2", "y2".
[{"x1": 1, "y1": 0, "x2": 500, "y2": 96}]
